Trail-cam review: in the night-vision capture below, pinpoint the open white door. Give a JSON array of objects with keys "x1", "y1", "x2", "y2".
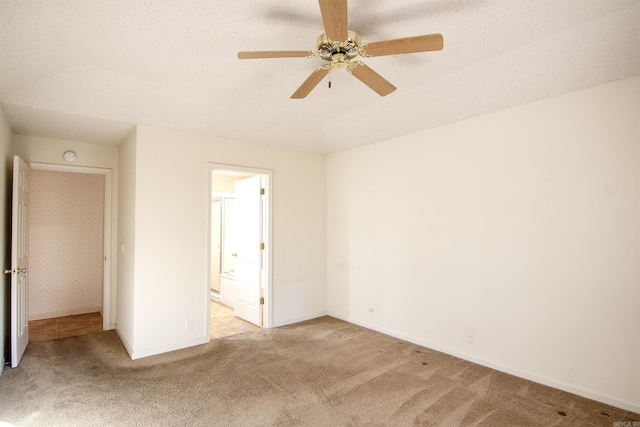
[
  {"x1": 7, "y1": 156, "x2": 30, "y2": 367},
  {"x1": 233, "y1": 176, "x2": 263, "y2": 326}
]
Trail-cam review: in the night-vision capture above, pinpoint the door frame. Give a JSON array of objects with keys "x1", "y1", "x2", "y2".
[
  {"x1": 206, "y1": 163, "x2": 273, "y2": 336},
  {"x1": 210, "y1": 197, "x2": 222, "y2": 296},
  {"x1": 30, "y1": 162, "x2": 114, "y2": 330}
]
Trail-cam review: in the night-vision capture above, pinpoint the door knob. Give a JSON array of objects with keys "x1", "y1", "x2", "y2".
[{"x1": 231, "y1": 252, "x2": 238, "y2": 257}]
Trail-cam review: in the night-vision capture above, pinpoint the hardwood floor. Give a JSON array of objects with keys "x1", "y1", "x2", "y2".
[
  {"x1": 29, "y1": 300, "x2": 259, "y2": 342},
  {"x1": 29, "y1": 312, "x2": 103, "y2": 342}
]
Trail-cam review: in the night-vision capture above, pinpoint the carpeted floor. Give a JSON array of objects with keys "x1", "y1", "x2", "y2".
[{"x1": 0, "y1": 316, "x2": 637, "y2": 426}]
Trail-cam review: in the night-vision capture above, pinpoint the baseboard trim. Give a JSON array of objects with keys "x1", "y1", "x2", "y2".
[
  {"x1": 271, "y1": 311, "x2": 328, "y2": 328},
  {"x1": 327, "y1": 311, "x2": 640, "y2": 414},
  {"x1": 114, "y1": 327, "x2": 134, "y2": 358},
  {"x1": 129, "y1": 336, "x2": 210, "y2": 360},
  {"x1": 29, "y1": 306, "x2": 103, "y2": 321}
]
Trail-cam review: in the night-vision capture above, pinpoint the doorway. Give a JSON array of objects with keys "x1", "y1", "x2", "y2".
[
  {"x1": 29, "y1": 163, "x2": 113, "y2": 331},
  {"x1": 208, "y1": 164, "x2": 272, "y2": 338}
]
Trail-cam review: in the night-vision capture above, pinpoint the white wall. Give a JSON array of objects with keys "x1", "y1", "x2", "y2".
[
  {"x1": 327, "y1": 76, "x2": 640, "y2": 412},
  {"x1": 125, "y1": 126, "x2": 326, "y2": 359},
  {"x1": 13, "y1": 135, "x2": 119, "y2": 327},
  {"x1": 116, "y1": 128, "x2": 137, "y2": 353},
  {"x1": 14, "y1": 135, "x2": 119, "y2": 169},
  {"x1": 0, "y1": 105, "x2": 14, "y2": 375}
]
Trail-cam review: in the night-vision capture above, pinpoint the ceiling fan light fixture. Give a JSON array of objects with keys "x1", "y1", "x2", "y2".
[
  {"x1": 330, "y1": 53, "x2": 349, "y2": 68},
  {"x1": 237, "y1": 0, "x2": 443, "y2": 98},
  {"x1": 316, "y1": 31, "x2": 361, "y2": 62}
]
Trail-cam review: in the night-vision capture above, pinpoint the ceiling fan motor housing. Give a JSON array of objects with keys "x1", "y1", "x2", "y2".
[{"x1": 316, "y1": 30, "x2": 362, "y2": 67}]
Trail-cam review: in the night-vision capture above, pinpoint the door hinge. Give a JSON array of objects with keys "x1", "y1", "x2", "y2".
[
  {"x1": 260, "y1": 188, "x2": 265, "y2": 195},
  {"x1": 259, "y1": 297, "x2": 264, "y2": 305},
  {"x1": 260, "y1": 242, "x2": 265, "y2": 250}
]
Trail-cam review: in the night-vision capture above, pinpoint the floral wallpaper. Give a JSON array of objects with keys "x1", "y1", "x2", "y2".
[{"x1": 28, "y1": 170, "x2": 104, "y2": 320}]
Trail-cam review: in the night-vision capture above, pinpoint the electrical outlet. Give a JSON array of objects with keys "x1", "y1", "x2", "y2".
[
  {"x1": 300, "y1": 299, "x2": 307, "y2": 309},
  {"x1": 466, "y1": 332, "x2": 475, "y2": 344},
  {"x1": 368, "y1": 307, "x2": 374, "y2": 316},
  {"x1": 185, "y1": 320, "x2": 193, "y2": 331}
]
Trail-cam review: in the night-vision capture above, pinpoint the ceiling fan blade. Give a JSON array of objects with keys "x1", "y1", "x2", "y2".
[
  {"x1": 318, "y1": 0, "x2": 348, "y2": 41},
  {"x1": 291, "y1": 67, "x2": 330, "y2": 99},
  {"x1": 348, "y1": 62, "x2": 396, "y2": 96},
  {"x1": 362, "y1": 34, "x2": 444, "y2": 57},
  {"x1": 238, "y1": 51, "x2": 313, "y2": 59}
]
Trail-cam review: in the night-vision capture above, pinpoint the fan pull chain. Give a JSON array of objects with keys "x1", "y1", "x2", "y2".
[{"x1": 328, "y1": 70, "x2": 332, "y2": 89}]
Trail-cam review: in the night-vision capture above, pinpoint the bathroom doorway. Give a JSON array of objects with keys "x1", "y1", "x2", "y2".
[{"x1": 208, "y1": 164, "x2": 272, "y2": 335}]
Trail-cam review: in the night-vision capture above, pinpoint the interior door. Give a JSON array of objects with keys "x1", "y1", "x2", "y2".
[
  {"x1": 233, "y1": 176, "x2": 263, "y2": 326},
  {"x1": 8, "y1": 156, "x2": 30, "y2": 367}
]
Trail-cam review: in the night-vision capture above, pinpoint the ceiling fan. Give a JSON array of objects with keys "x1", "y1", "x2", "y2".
[{"x1": 237, "y1": 0, "x2": 444, "y2": 99}]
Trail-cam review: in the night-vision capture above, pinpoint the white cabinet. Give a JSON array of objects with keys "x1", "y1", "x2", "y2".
[{"x1": 219, "y1": 275, "x2": 236, "y2": 308}]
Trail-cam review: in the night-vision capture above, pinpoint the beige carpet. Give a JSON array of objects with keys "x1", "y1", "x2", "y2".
[{"x1": 0, "y1": 316, "x2": 637, "y2": 426}]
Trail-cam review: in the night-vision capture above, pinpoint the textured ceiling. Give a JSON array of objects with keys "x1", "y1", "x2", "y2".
[{"x1": 1, "y1": 0, "x2": 639, "y2": 154}]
